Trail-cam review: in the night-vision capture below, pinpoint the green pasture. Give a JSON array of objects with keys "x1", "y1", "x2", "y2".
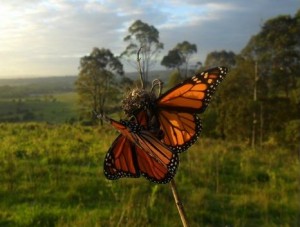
[
  {"x1": 0, "y1": 123, "x2": 299, "y2": 226},
  {"x1": 0, "y1": 92, "x2": 78, "y2": 123}
]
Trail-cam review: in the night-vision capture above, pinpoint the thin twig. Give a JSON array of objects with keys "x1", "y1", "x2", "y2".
[
  {"x1": 170, "y1": 179, "x2": 190, "y2": 227},
  {"x1": 137, "y1": 46, "x2": 144, "y2": 89}
]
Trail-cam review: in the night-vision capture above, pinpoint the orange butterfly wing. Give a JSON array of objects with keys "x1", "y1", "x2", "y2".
[
  {"x1": 134, "y1": 130, "x2": 178, "y2": 183},
  {"x1": 104, "y1": 118, "x2": 178, "y2": 183},
  {"x1": 158, "y1": 66, "x2": 228, "y2": 112},
  {"x1": 104, "y1": 134, "x2": 140, "y2": 179},
  {"x1": 157, "y1": 111, "x2": 202, "y2": 152},
  {"x1": 156, "y1": 67, "x2": 228, "y2": 151}
]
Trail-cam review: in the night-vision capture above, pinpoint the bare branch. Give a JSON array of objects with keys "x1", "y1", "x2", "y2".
[{"x1": 137, "y1": 46, "x2": 144, "y2": 89}]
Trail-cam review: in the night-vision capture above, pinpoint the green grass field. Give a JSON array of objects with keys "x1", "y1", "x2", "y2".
[
  {"x1": 0, "y1": 92, "x2": 79, "y2": 123},
  {"x1": 0, "y1": 123, "x2": 299, "y2": 226}
]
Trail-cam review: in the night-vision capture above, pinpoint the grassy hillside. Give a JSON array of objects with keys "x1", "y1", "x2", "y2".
[{"x1": 0, "y1": 123, "x2": 299, "y2": 226}]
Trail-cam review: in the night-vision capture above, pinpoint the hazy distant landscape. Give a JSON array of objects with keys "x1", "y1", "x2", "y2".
[
  {"x1": 0, "y1": 76, "x2": 77, "y2": 123},
  {"x1": 0, "y1": 70, "x2": 172, "y2": 123},
  {"x1": 0, "y1": 70, "x2": 171, "y2": 87},
  {"x1": 0, "y1": 76, "x2": 76, "y2": 87}
]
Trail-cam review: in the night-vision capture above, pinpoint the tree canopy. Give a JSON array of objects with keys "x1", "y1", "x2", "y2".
[
  {"x1": 161, "y1": 49, "x2": 184, "y2": 72},
  {"x1": 175, "y1": 41, "x2": 197, "y2": 78},
  {"x1": 204, "y1": 50, "x2": 236, "y2": 69},
  {"x1": 161, "y1": 41, "x2": 197, "y2": 78},
  {"x1": 241, "y1": 12, "x2": 300, "y2": 98},
  {"x1": 121, "y1": 20, "x2": 164, "y2": 85},
  {"x1": 75, "y1": 48, "x2": 123, "y2": 124}
]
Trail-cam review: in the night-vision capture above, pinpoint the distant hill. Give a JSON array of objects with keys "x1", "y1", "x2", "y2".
[{"x1": 0, "y1": 76, "x2": 77, "y2": 98}]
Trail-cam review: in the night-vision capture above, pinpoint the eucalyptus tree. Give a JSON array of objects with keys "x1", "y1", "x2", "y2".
[
  {"x1": 241, "y1": 12, "x2": 300, "y2": 98},
  {"x1": 161, "y1": 41, "x2": 198, "y2": 78},
  {"x1": 75, "y1": 48, "x2": 124, "y2": 124},
  {"x1": 175, "y1": 41, "x2": 197, "y2": 78},
  {"x1": 204, "y1": 50, "x2": 236, "y2": 69},
  {"x1": 161, "y1": 49, "x2": 184, "y2": 73},
  {"x1": 121, "y1": 20, "x2": 163, "y2": 84}
]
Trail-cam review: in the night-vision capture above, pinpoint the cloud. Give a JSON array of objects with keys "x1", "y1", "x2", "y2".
[{"x1": 0, "y1": 0, "x2": 299, "y2": 77}]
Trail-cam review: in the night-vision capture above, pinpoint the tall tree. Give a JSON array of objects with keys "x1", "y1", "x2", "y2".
[
  {"x1": 210, "y1": 56, "x2": 253, "y2": 141},
  {"x1": 204, "y1": 50, "x2": 236, "y2": 69},
  {"x1": 121, "y1": 20, "x2": 164, "y2": 84},
  {"x1": 241, "y1": 13, "x2": 300, "y2": 98},
  {"x1": 201, "y1": 11, "x2": 300, "y2": 144},
  {"x1": 75, "y1": 48, "x2": 124, "y2": 125},
  {"x1": 175, "y1": 41, "x2": 197, "y2": 78},
  {"x1": 161, "y1": 49, "x2": 184, "y2": 73}
]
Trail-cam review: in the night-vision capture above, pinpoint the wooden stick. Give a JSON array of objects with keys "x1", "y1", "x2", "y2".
[{"x1": 170, "y1": 179, "x2": 190, "y2": 227}]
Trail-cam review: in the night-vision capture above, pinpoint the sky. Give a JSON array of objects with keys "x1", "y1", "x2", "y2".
[{"x1": 0, "y1": 0, "x2": 299, "y2": 78}]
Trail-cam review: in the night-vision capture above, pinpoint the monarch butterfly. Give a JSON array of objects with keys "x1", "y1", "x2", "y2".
[
  {"x1": 102, "y1": 112, "x2": 178, "y2": 184},
  {"x1": 102, "y1": 66, "x2": 227, "y2": 183},
  {"x1": 122, "y1": 66, "x2": 228, "y2": 153}
]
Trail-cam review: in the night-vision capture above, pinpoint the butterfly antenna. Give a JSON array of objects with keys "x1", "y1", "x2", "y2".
[
  {"x1": 137, "y1": 46, "x2": 144, "y2": 89},
  {"x1": 151, "y1": 79, "x2": 164, "y2": 97}
]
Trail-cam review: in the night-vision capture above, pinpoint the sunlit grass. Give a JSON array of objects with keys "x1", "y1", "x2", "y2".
[{"x1": 0, "y1": 123, "x2": 299, "y2": 226}]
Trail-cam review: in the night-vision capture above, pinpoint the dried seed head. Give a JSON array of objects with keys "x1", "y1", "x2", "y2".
[{"x1": 122, "y1": 88, "x2": 156, "y2": 116}]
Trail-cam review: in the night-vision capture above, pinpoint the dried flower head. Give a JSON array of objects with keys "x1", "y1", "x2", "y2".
[{"x1": 122, "y1": 88, "x2": 156, "y2": 116}]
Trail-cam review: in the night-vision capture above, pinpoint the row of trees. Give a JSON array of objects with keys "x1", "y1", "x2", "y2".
[
  {"x1": 200, "y1": 11, "x2": 300, "y2": 149},
  {"x1": 75, "y1": 10, "x2": 300, "y2": 148}
]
